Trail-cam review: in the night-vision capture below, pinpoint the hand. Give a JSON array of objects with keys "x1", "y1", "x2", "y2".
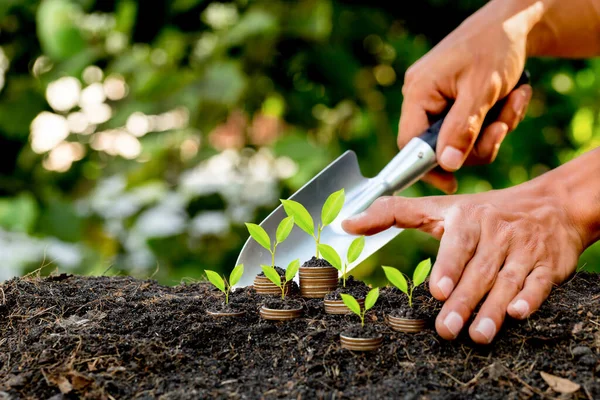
[
  {"x1": 341, "y1": 176, "x2": 585, "y2": 344},
  {"x1": 397, "y1": 0, "x2": 544, "y2": 193}
]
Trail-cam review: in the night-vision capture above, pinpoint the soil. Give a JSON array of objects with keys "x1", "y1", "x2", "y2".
[
  {"x1": 301, "y1": 256, "x2": 333, "y2": 268},
  {"x1": 341, "y1": 324, "x2": 383, "y2": 339},
  {"x1": 262, "y1": 298, "x2": 303, "y2": 310},
  {"x1": 1, "y1": 271, "x2": 599, "y2": 399},
  {"x1": 206, "y1": 301, "x2": 245, "y2": 314},
  {"x1": 256, "y1": 265, "x2": 286, "y2": 276},
  {"x1": 381, "y1": 284, "x2": 441, "y2": 320},
  {"x1": 324, "y1": 276, "x2": 370, "y2": 300}
]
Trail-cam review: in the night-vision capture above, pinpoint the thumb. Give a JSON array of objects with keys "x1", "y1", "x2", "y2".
[
  {"x1": 436, "y1": 80, "x2": 495, "y2": 171},
  {"x1": 341, "y1": 196, "x2": 446, "y2": 239}
]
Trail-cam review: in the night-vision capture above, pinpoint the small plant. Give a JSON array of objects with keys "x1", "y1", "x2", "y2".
[
  {"x1": 245, "y1": 216, "x2": 294, "y2": 268},
  {"x1": 204, "y1": 264, "x2": 244, "y2": 305},
  {"x1": 382, "y1": 258, "x2": 432, "y2": 308},
  {"x1": 340, "y1": 287, "x2": 379, "y2": 327},
  {"x1": 317, "y1": 235, "x2": 365, "y2": 287},
  {"x1": 281, "y1": 188, "x2": 345, "y2": 258},
  {"x1": 261, "y1": 259, "x2": 300, "y2": 299}
]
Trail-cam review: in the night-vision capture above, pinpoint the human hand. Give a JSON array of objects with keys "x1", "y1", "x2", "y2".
[
  {"x1": 341, "y1": 176, "x2": 585, "y2": 344},
  {"x1": 397, "y1": 0, "x2": 545, "y2": 193}
]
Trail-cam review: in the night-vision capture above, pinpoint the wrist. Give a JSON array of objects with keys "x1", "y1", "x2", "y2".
[{"x1": 535, "y1": 148, "x2": 600, "y2": 249}]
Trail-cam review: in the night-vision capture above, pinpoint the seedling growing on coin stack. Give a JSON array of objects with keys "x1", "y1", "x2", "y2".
[
  {"x1": 281, "y1": 188, "x2": 345, "y2": 258},
  {"x1": 245, "y1": 216, "x2": 294, "y2": 267},
  {"x1": 382, "y1": 258, "x2": 431, "y2": 308},
  {"x1": 261, "y1": 259, "x2": 300, "y2": 300},
  {"x1": 204, "y1": 264, "x2": 244, "y2": 305},
  {"x1": 317, "y1": 235, "x2": 365, "y2": 287},
  {"x1": 341, "y1": 287, "x2": 379, "y2": 327}
]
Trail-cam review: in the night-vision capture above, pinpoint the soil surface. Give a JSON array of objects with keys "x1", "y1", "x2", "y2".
[
  {"x1": 324, "y1": 276, "x2": 370, "y2": 300},
  {"x1": 263, "y1": 298, "x2": 303, "y2": 310},
  {"x1": 301, "y1": 256, "x2": 333, "y2": 268},
  {"x1": 382, "y1": 284, "x2": 439, "y2": 319},
  {"x1": 341, "y1": 324, "x2": 383, "y2": 339},
  {"x1": 1, "y1": 272, "x2": 599, "y2": 399}
]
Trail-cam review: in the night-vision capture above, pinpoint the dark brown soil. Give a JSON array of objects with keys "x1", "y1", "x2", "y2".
[
  {"x1": 302, "y1": 256, "x2": 333, "y2": 268},
  {"x1": 1, "y1": 272, "x2": 599, "y2": 399},
  {"x1": 382, "y1": 284, "x2": 440, "y2": 320},
  {"x1": 256, "y1": 265, "x2": 286, "y2": 276},
  {"x1": 342, "y1": 324, "x2": 383, "y2": 338},
  {"x1": 325, "y1": 276, "x2": 370, "y2": 300},
  {"x1": 262, "y1": 298, "x2": 303, "y2": 310}
]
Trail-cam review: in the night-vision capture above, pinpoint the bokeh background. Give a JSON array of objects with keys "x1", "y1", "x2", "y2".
[{"x1": 1, "y1": 0, "x2": 599, "y2": 286}]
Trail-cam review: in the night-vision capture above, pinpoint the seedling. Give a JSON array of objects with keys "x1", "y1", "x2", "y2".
[
  {"x1": 382, "y1": 258, "x2": 432, "y2": 308},
  {"x1": 317, "y1": 235, "x2": 365, "y2": 287},
  {"x1": 261, "y1": 259, "x2": 300, "y2": 299},
  {"x1": 245, "y1": 216, "x2": 294, "y2": 267},
  {"x1": 340, "y1": 287, "x2": 379, "y2": 327},
  {"x1": 280, "y1": 188, "x2": 345, "y2": 258},
  {"x1": 204, "y1": 264, "x2": 244, "y2": 305}
]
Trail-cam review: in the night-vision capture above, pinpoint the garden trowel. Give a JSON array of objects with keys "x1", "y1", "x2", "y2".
[{"x1": 234, "y1": 71, "x2": 530, "y2": 288}]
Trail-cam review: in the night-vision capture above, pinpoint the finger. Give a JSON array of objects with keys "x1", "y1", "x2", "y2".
[
  {"x1": 435, "y1": 226, "x2": 509, "y2": 340},
  {"x1": 507, "y1": 266, "x2": 556, "y2": 319},
  {"x1": 341, "y1": 196, "x2": 445, "y2": 237},
  {"x1": 420, "y1": 169, "x2": 458, "y2": 194},
  {"x1": 465, "y1": 122, "x2": 509, "y2": 166},
  {"x1": 397, "y1": 81, "x2": 448, "y2": 149},
  {"x1": 495, "y1": 84, "x2": 532, "y2": 131},
  {"x1": 468, "y1": 254, "x2": 532, "y2": 344},
  {"x1": 436, "y1": 80, "x2": 498, "y2": 172},
  {"x1": 428, "y1": 207, "x2": 480, "y2": 302}
]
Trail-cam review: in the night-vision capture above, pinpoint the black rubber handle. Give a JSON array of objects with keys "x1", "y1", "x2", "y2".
[{"x1": 417, "y1": 70, "x2": 531, "y2": 151}]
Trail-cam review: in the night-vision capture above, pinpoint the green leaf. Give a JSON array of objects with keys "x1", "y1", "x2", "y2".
[
  {"x1": 261, "y1": 265, "x2": 281, "y2": 287},
  {"x1": 205, "y1": 270, "x2": 226, "y2": 292},
  {"x1": 285, "y1": 259, "x2": 300, "y2": 282},
  {"x1": 229, "y1": 264, "x2": 244, "y2": 287},
  {"x1": 280, "y1": 199, "x2": 314, "y2": 237},
  {"x1": 321, "y1": 188, "x2": 345, "y2": 226},
  {"x1": 317, "y1": 243, "x2": 342, "y2": 271},
  {"x1": 364, "y1": 287, "x2": 379, "y2": 311},
  {"x1": 340, "y1": 293, "x2": 361, "y2": 317},
  {"x1": 347, "y1": 236, "x2": 365, "y2": 264},
  {"x1": 276, "y1": 216, "x2": 294, "y2": 244},
  {"x1": 382, "y1": 266, "x2": 408, "y2": 294},
  {"x1": 413, "y1": 258, "x2": 432, "y2": 287},
  {"x1": 245, "y1": 223, "x2": 271, "y2": 251}
]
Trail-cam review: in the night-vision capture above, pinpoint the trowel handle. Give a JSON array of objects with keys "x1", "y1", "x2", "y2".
[
  {"x1": 418, "y1": 70, "x2": 531, "y2": 151},
  {"x1": 376, "y1": 70, "x2": 530, "y2": 196}
]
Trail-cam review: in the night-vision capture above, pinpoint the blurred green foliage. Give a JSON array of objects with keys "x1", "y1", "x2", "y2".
[{"x1": 0, "y1": 0, "x2": 598, "y2": 285}]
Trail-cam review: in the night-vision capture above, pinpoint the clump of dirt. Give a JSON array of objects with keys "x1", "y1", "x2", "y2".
[
  {"x1": 341, "y1": 324, "x2": 383, "y2": 338},
  {"x1": 256, "y1": 265, "x2": 286, "y2": 276},
  {"x1": 379, "y1": 284, "x2": 441, "y2": 319},
  {"x1": 301, "y1": 256, "x2": 333, "y2": 268},
  {"x1": 1, "y1": 272, "x2": 599, "y2": 399},
  {"x1": 262, "y1": 298, "x2": 303, "y2": 310},
  {"x1": 324, "y1": 276, "x2": 370, "y2": 300}
]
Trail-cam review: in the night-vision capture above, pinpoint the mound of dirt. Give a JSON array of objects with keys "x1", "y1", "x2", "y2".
[{"x1": 0, "y1": 272, "x2": 599, "y2": 399}]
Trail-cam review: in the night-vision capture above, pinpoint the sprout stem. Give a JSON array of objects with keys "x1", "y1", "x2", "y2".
[
  {"x1": 315, "y1": 224, "x2": 322, "y2": 258},
  {"x1": 271, "y1": 248, "x2": 276, "y2": 268},
  {"x1": 408, "y1": 285, "x2": 414, "y2": 308}
]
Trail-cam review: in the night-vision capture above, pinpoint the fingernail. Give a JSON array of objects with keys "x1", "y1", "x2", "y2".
[
  {"x1": 510, "y1": 299, "x2": 530, "y2": 318},
  {"x1": 440, "y1": 146, "x2": 464, "y2": 171},
  {"x1": 437, "y1": 276, "x2": 454, "y2": 298},
  {"x1": 513, "y1": 86, "x2": 531, "y2": 118},
  {"x1": 475, "y1": 317, "x2": 497, "y2": 343},
  {"x1": 443, "y1": 311, "x2": 463, "y2": 338}
]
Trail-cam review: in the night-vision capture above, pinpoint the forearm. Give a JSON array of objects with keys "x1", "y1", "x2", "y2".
[
  {"x1": 537, "y1": 147, "x2": 600, "y2": 249},
  {"x1": 519, "y1": 0, "x2": 600, "y2": 58}
]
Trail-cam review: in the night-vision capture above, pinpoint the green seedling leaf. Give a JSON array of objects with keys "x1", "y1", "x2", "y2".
[
  {"x1": 382, "y1": 266, "x2": 408, "y2": 294},
  {"x1": 321, "y1": 188, "x2": 345, "y2": 226},
  {"x1": 347, "y1": 236, "x2": 365, "y2": 264},
  {"x1": 229, "y1": 264, "x2": 244, "y2": 287},
  {"x1": 245, "y1": 223, "x2": 271, "y2": 251},
  {"x1": 205, "y1": 270, "x2": 226, "y2": 292},
  {"x1": 276, "y1": 216, "x2": 294, "y2": 244},
  {"x1": 281, "y1": 199, "x2": 314, "y2": 237},
  {"x1": 317, "y1": 243, "x2": 342, "y2": 271},
  {"x1": 285, "y1": 259, "x2": 300, "y2": 282},
  {"x1": 413, "y1": 258, "x2": 432, "y2": 287},
  {"x1": 261, "y1": 265, "x2": 281, "y2": 287},
  {"x1": 364, "y1": 287, "x2": 379, "y2": 311},
  {"x1": 340, "y1": 293, "x2": 361, "y2": 317}
]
